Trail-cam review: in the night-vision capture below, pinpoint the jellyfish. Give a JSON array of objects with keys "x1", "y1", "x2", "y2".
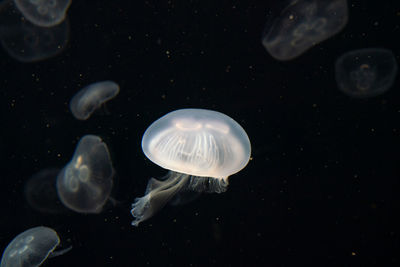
[
  {"x1": 24, "y1": 168, "x2": 68, "y2": 214},
  {"x1": 56, "y1": 135, "x2": 114, "y2": 213},
  {"x1": 262, "y1": 0, "x2": 348, "y2": 61},
  {"x1": 69, "y1": 81, "x2": 120, "y2": 120},
  {"x1": 131, "y1": 108, "x2": 251, "y2": 226},
  {"x1": 1, "y1": 226, "x2": 71, "y2": 267},
  {"x1": 13, "y1": 0, "x2": 72, "y2": 27},
  {"x1": 335, "y1": 48, "x2": 398, "y2": 98},
  {"x1": 0, "y1": 4, "x2": 69, "y2": 63}
]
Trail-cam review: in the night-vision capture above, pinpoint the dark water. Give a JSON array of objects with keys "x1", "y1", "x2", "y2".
[{"x1": 0, "y1": 0, "x2": 399, "y2": 266}]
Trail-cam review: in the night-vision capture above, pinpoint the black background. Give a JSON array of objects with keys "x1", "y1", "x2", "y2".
[{"x1": 0, "y1": 0, "x2": 399, "y2": 266}]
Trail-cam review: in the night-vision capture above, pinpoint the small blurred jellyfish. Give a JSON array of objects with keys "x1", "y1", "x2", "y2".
[
  {"x1": 0, "y1": 3, "x2": 69, "y2": 62},
  {"x1": 56, "y1": 135, "x2": 114, "y2": 213},
  {"x1": 1, "y1": 226, "x2": 71, "y2": 267},
  {"x1": 131, "y1": 109, "x2": 251, "y2": 226},
  {"x1": 13, "y1": 0, "x2": 71, "y2": 27},
  {"x1": 24, "y1": 168, "x2": 69, "y2": 214},
  {"x1": 335, "y1": 48, "x2": 398, "y2": 98},
  {"x1": 69, "y1": 81, "x2": 120, "y2": 120},
  {"x1": 262, "y1": 0, "x2": 348, "y2": 61}
]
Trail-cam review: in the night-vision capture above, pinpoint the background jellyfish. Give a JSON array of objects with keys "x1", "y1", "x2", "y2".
[
  {"x1": 69, "y1": 81, "x2": 120, "y2": 120},
  {"x1": 0, "y1": 3, "x2": 69, "y2": 63},
  {"x1": 131, "y1": 108, "x2": 251, "y2": 226},
  {"x1": 335, "y1": 48, "x2": 398, "y2": 98},
  {"x1": 262, "y1": 0, "x2": 348, "y2": 61},
  {"x1": 56, "y1": 135, "x2": 114, "y2": 213},
  {"x1": 1, "y1": 226, "x2": 71, "y2": 267},
  {"x1": 13, "y1": 0, "x2": 72, "y2": 27},
  {"x1": 24, "y1": 168, "x2": 69, "y2": 214}
]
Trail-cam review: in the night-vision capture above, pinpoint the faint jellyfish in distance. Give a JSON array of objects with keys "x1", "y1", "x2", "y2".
[
  {"x1": 262, "y1": 0, "x2": 348, "y2": 61},
  {"x1": 0, "y1": 4, "x2": 69, "y2": 62},
  {"x1": 335, "y1": 48, "x2": 398, "y2": 98},
  {"x1": 1, "y1": 226, "x2": 71, "y2": 267},
  {"x1": 13, "y1": 0, "x2": 72, "y2": 27},
  {"x1": 56, "y1": 135, "x2": 114, "y2": 213},
  {"x1": 131, "y1": 109, "x2": 251, "y2": 226},
  {"x1": 24, "y1": 168, "x2": 69, "y2": 214},
  {"x1": 69, "y1": 81, "x2": 120, "y2": 120}
]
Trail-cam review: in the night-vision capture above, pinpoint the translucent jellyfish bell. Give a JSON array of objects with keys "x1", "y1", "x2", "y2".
[
  {"x1": 262, "y1": 0, "x2": 348, "y2": 61},
  {"x1": 335, "y1": 48, "x2": 398, "y2": 98},
  {"x1": 24, "y1": 168, "x2": 68, "y2": 214},
  {"x1": 13, "y1": 0, "x2": 72, "y2": 27},
  {"x1": 1, "y1": 226, "x2": 71, "y2": 267},
  {"x1": 0, "y1": 5, "x2": 70, "y2": 63},
  {"x1": 69, "y1": 81, "x2": 120, "y2": 120},
  {"x1": 56, "y1": 135, "x2": 114, "y2": 213},
  {"x1": 131, "y1": 108, "x2": 251, "y2": 226}
]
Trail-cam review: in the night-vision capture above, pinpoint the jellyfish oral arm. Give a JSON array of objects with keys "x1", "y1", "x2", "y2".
[
  {"x1": 131, "y1": 171, "x2": 230, "y2": 226},
  {"x1": 48, "y1": 246, "x2": 73, "y2": 258},
  {"x1": 131, "y1": 172, "x2": 190, "y2": 226}
]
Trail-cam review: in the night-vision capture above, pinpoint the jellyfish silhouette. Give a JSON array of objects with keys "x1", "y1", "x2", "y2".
[
  {"x1": 24, "y1": 168, "x2": 69, "y2": 214},
  {"x1": 335, "y1": 48, "x2": 398, "y2": 98},
  {"x1": 262, "y1": 0, "x2": 348, "y2": 60},
  {"x1": 69, "y1": 81, "x2": 120, "y2": 120},
  {"x1": 1, "y1": 226, "x2": 71, "y2": 267},
  {"x1": 0, "y1": 4, "x2": 70, "y2": 63},
  {"x1": 56, "y1": 135, "x2": 114, "y2": 213},
  {"x1": 13, "y1": 0, "x2": 72, "y2": 27},
  {"x1": 131, "y1": 108, "x2": 251, "y2": 226}
]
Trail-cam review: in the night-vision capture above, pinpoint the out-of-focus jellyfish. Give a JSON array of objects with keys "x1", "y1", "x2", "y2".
[
  {"x1": 24, "y1": 168, "x2": 69, "y2": 214},
  {"x1": 69, "y1": 81, "x2": 120, "y2": 121},
  {"x1": 13, "y1": 0, "x2": 71, "y2": 27},
  {"x1": 56, "y1": 135, "x2": 114, "y2": 213},
  {"x1": 0, "y1": 5, "x2": 69, "y2": 63},
  {"x1": 262, "y1": 0, "x2": 348, "y2": 61},
  {"x1": 335, "y1": 48, "x2": 398, "y2": 98},
  {"x1": 131, "y1": 109, "x2": 251, "y2": 226},
  {"x1": 1, "y1": 226, "x2": 71, "y2": 267}
]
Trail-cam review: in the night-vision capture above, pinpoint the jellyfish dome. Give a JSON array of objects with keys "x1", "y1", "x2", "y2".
[
  {"x1": 69, "y1": 81, "x2": 120, "y2": 120},
  {"x1": 1, "y1": 226, "x2": 70, "y2": 267},
  {"x1": 13, "y1": 0, "x2": 72, "y2": 27},
  {"x1": 131, "y1": 108, "x2": 251, "y2": 226},
  {"x1": 142, "y1": 108, "x2": 251, "y2": 178},
  {"x1": 56, "y1": 135, "x2": 114, "y2": 213}
]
